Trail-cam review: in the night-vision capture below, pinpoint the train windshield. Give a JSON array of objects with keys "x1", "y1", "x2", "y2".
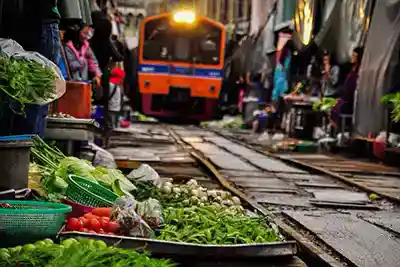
[{"x1": 142, "y1": 17, "x2": 223, "y2": 66}]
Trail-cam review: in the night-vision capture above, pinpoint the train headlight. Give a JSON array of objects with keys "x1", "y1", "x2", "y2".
[{"x1": 173, "y1": 10, "x2": 196, "y2": 24}]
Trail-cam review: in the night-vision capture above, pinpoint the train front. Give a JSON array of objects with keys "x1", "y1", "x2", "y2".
[{"x1": 138, "y1": 11, "x2": 226, "y2": 121}]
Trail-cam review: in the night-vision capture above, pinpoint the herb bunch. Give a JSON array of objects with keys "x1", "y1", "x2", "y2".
[{"x1": 0, "y1": 56, "x2": 56, "y2": 110}]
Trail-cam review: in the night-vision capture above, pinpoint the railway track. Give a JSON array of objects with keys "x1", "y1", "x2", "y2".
[{"x1": 106, "y1": 122, "x2": 400, "y2": 267}]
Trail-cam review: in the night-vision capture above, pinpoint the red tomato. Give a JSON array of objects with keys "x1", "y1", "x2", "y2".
[
  {"x1": 107, "y1": 221, "x2": 120, "y2": 233},
  {"x1": 90, "y1": 218, "x2": 101, "y2": 232},
  {"x1": 101, "y1": 216, "x2": 110, "y2": 222},
  {"x1": 92, "y1": 208, "x2": 111, "y2": 218},
  {"x1": 82, "y1": 218, "x2": 90, "y2": 228},
  {"x1": 100, "y1": 217, "x2": 109, "y2": 230},
  {"x1": 84, "y1": 213, "x2": 100, "y2": 220},
  {"x1": 66, "y1": 218, "x2": 82, "y2": 231}
]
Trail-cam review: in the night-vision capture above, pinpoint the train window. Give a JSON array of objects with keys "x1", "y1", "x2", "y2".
[
  {"x1": 142, "y1": 18, "x2": 169, "y2": 61},
  {"x1": 194, "y1": 21, "x2": 222, "y2": 65},
  {"x1": 173, "y1": 37, "x2": 190, "y2": 62}
]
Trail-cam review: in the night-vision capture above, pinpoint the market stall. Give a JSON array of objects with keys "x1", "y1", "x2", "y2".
[{"x1": 0, "y1": 134, "x2": 297, "y2": 265}]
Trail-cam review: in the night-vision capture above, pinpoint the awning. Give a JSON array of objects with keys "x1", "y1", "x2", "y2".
[
  {"x1": 354, "y1": 0, "x2": 400, "y2": 137},
  {"x1": 293, "y1": 0, "x2": 373, "y2": 63}
]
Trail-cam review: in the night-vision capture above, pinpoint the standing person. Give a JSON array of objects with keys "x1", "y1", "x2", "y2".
[
  {"x1": 63, "y1": 24, "x2": 102, "y2": 83},
  {"x1": 341, "y1": 47, "x2": 364, "y2": 114},
  {"x1": 0, "y1": 0, "x2": 62, "y2": 137},
  {"x1": 272, "y1": 45, "x2": 291, "y2": 103},
  {"x1": 321, "y1": 51, "x2": 341, "y2": 98},
  {"x1": 237, "y1": 74, "x2": 247, "y2": 115},
  {"x1": 108, "y1": 67, "x2": 125, "y2": 129}
]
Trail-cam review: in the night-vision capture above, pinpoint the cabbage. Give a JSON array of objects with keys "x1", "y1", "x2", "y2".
[
  {"x1": 55, "y1": 157, "x2": 97, "y2": 182},
  {"x1": 91, "y1": 167, "x2": 136, "y2": 193}
]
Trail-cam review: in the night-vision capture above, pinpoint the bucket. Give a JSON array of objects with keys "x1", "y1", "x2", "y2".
[{"x1": 0, "y1": 135, "x2": 33, "y2": 191}]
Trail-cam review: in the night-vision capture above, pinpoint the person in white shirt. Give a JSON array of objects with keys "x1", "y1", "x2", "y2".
[{"x1": 108, "y1": 67, "x2": 125, "y2": 129}]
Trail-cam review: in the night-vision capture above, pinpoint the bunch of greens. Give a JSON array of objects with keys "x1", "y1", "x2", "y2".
[
  {"x1": 157, "y1": 206, "x2": 280, "y2": 245},
  {"x1": 381, "y1": 93, "x2": 400, "y2": 122},
  {"x1": 312, "y1": 97, "x2": 338, "y2": 112},
  {"x1": 0, "y1": 238, "x2": 174, "y2": 267},
  {"x1": 0, "y1": 56, "x2": 56, "y2": 111}
]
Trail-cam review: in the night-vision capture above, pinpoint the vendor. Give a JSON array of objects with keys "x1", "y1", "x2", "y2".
[
  {"x1": 321, "y1": 51, "x2": 341, "y2": 98},
  {"x1": 341, "y1": 47, "x2": 364, "y2": 114},
  {"x1": 63, "y1": 24, "x2": 102, "y2": 86},
  {"x1": 0, "y1": 0, "x2": 61, "y2": 137}
]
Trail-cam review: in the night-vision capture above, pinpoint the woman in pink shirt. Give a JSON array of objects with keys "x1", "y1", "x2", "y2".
[{"x1": 64, "y1": 24, "x2": 102, "y2": 86}]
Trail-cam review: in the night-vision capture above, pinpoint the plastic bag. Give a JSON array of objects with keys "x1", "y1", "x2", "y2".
[
  {"x1": 136, "y1": 198, "x2": 164, "y2": 228},
  {"x1": 0, "y1": 38, "x2": 65, "y2": 104},
  {"x1": 127, "y1": 164, "x2": 161, "y2": 185},
  {"x1": 111, "y1": 195, "x2": 155, "y2": 238},
  {"x1": 89, "y1": 142, "x2": 117, "y2": 169}
]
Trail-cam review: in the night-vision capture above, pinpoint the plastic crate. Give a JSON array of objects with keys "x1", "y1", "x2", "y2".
[{"x1": 66, "y1": 175, "x2": 118, "y2": 207}]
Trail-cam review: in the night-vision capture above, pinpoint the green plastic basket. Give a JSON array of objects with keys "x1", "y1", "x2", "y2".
[
  {"x1": 66, "y1": 175, "x2": 118, "y2": 207},
  {"x1": 0, "y1": 200, "x2": 71, "y2": 240}
]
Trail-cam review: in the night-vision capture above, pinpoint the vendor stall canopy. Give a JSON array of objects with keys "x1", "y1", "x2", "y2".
[
  {"x1": 354, "y1": 0, "x2": 400, "y2": 137},
  {"x1": 294, "y1": 0, "x2": 374, "y2": 63}
]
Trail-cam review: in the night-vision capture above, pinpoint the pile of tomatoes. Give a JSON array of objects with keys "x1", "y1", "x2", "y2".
[{"x1": 65, "y1": 208, "x2": 120, "y2": 235}]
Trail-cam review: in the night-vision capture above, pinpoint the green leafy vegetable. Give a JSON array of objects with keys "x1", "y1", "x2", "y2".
[
  {"x1": 381, "y1": 93, "x2": 400, "y2": 122},
  {"x1": 0, "y1": 56, "x2": 56, "y2": 113},
  {"x1": 158, "y1": 206, "x2": 280, "y2": 244},
  {"x1": 55, "y1": 157, "x2": 97, "y2": 182},
  {"x1": 0, "y1": 238, "x2": 175, "y2": 267},
  {"x1": 312, "y1": 97, "x2": 338, "y2": 112}
]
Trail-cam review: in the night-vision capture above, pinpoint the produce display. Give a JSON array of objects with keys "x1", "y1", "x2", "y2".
[
  {"x1": 381, "y1": 92, "x2": 400, "y2": 122},
  {"x1": 312, "y1": 97, "x2": 338, "y2": 112},
  {"x1": 201, "y1": 115, "x2": 243, "y2": 129},
  {"x1": 30, "y1": 136, "x2": 135, "y2": 201},
  {"x1": 48, "y1": 112, "x2": 74, "y2": 118},
  {"x1": 0, "y1": 56, "x2": 56, "y2": 109},
  {"x1": 135, "y1": 179, "x2": 245, "y2": 213},
  {"x1": 0, "y1": 238, "x2": 174, "y2": 267},
  {"x1": 17, "y1": 137, "x2": 285, "y2": 265},
  {"x1": 64, "y1": 208, "x2": 121, "y2": 236},
  {"x1": 158, "y1": 206, "x2": 280, "y2": 244}
]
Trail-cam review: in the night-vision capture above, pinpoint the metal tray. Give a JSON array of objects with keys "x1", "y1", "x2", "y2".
[
  {"x1": 47, "y1": 117, "x2": 99, "y2": 129},
  {"x1": 59, "y1": 231, "x2": 296, "y2": 259}
]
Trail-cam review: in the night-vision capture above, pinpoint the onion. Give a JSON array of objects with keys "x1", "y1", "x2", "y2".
[
  {"x1": 191, "y1": 189, "x2": 199, "y2": 197},
  {"x1": 187, "y1": 179, "x2": 198, "y2": 187},
  {"x1": 200, "y1": 196, "x2": 208, "y2": 203},
  {"x1": 164, "y1": 181, "x2": 173, "y2": 188},
  {"x1": 172, "y1": 187, "x2": 181, "y2": 194},
  {"x1": 190, "y1": 196, "x2": 199, "y2": 204},
  {"x1": 232, "y1": 196, "x2": 241, "y2": 205},
  {"x1": 161, "y1": 186, "x2": 172, "y2": 194},
  {"x1": 208, "y1": 190, "x2": 218, "y2": 198},
  {"x1": 220, "y1": 191, "x2": 228, "y2": 199}
]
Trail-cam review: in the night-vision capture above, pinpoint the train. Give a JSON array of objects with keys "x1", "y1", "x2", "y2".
[{"x1": 135, "y1": 10, "x2": 226, "y2": 121}]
